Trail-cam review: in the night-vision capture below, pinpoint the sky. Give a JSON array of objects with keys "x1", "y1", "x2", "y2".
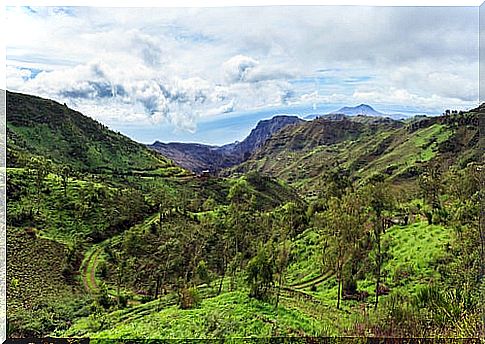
[{"x1": 6, "y1": 5, "x2": 480, "y2": 145}]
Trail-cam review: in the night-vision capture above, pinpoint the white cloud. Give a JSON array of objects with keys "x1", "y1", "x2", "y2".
[
  {"x1": 352, "y1": 87, "x2": 473, "y2": 110},
  {"x1": 6, "y1": 65, "x2": 32, "y2": 89},
  {"x1": 6, "y1": 5, "x2": 479, "y2": 136},
  {"x1": 223, "y1": 55, "x2": 259, "y2": 83}
]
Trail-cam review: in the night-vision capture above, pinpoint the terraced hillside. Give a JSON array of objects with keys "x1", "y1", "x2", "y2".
[
  {"x1": 7, "y1": 227, "x2": 91, "y2": 337},
  {"x1": 229, "y1": 110, "x2": 480, "y2": 193}
]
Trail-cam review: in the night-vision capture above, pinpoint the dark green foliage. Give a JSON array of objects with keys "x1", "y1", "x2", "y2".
[
  {"x1": 363, "y1": 179, "x2": 395, "y2": 309},
  {"x1": 246, "y1": 243, "x2": 276, "y2": 300}
]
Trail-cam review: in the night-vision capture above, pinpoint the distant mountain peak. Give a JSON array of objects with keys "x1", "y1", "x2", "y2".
[
  {"x1": 305, "y1": 104, "x2": 412, "y2": 121},
  {"x1": 331, "y1": 104, "x2": 383, "y2": 116}
]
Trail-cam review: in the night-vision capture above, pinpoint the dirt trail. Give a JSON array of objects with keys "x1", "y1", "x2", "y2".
[
  {"x1": 82, "y1": 247, "x2": 101, "y2": 293},
  {"x1": 290, "y1": 270, "x2": 334, "y2": 289}
]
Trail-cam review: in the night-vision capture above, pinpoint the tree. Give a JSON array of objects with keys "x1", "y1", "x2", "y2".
[
  {"x1": 274, "y1": 239, "x2": 290, "y2": 310},
  {"x1": 196, "y1": 259, "x2": 211, "y2": 286},
  {"x1": 246, "y1": 242, "x2": 275, "y2": 300},
  {"x1": 320, "y1": 191, "x2": 366, "y2": 309},
  {"x1": 323, "y1": 167, "x2": 353, "y2": 199},
  {"x1": 114, "y1": 251, "x2": 127, "y2": 306},
  {"x1": 440, "y1": 163, "x2": 483, "y2": 318},
  {"x1": 176, "y1": 187, "x2": 192, "y2": 215},
  {"x1": 278, "y1": 201, "x2": 305, "y2": 238},
  {"x1": 364, "y1": 178, "x2": 395, "y2": 310},
  {"x1": 59, "y1": 165, "x2": 71, "y2": 198},
  {"x1": 202, "y1": 197, "x2": 217, "y2": 212},
  {"x1": 272, "y1": 202, "x2": 301, "y2": 309},
  {"x1": 27, "y1": 156, "x2": 50, "y2": 213},
  {"x1": 151, "y1": 186, "x2": 173, "y2": 229},
  {"x1": 226, "y1": 179, "x2": 253, "y2": 289}
]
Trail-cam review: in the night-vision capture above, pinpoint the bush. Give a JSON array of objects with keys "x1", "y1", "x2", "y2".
[
  {"x1": 98, "y1": 261, "x2": 108, "y2": 278},
  {"x1": 178, "y1": 287, "x2": 200, "y2": 309},
  {"x1": 342, "y1": 276, "x2": 357, "y2": 295},
  {"x1": 117, "y1": 293, "x2": 129, "y2": 309},
  {"x1": 140, "y1": 295, "x2": 153, "y2": 304},
  {"x1": 196, "y1": 260, "x2": 210, "y2": 286},
  {"x1": 96, "y1": 284, "x2": 114, "y2": 310}
]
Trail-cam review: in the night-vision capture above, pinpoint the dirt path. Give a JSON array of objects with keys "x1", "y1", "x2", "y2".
[
  {"x1": 290, "y1": 270, "x2": 334, "y2": 289},
  {"x1": 82, "y1": 246, "x2": 102, "y2": 293}
]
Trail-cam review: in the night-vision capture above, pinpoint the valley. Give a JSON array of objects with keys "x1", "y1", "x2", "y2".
[{"x1": 5, "y1": 91, "x2": 484, "y2": 339}]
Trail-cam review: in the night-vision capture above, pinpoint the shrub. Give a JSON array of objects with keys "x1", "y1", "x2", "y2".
[{"x1": 178, "y1": 287, "x2": 200, "y2": 309}]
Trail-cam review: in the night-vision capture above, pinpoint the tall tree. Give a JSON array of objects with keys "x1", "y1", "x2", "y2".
[
  {"x1": 364, "y1": 176, "x2": 394, "y2": 310},
  {"x1": 246, "y1": 242, "x2": 276, "y2": 300},
  {"x1": 59, "y1": 165, "x2": 71, "y2": 198},
  {"x1": 226, "y1": 179, "x2": 253, "y2": 289},
  {"x1": 28, "y1": 156, "x2": 50, "y2": 213},
  {"x1": 320, "y1": 191, "x2": 366, "y2": 309}
]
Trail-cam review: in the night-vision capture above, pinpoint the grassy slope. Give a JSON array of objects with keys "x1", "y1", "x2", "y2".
[
  {"x1": 7, "y1": 227, "x2": 74, "y2": 311},
  {"x1": 7, "y1": 227, "x2": 91, "y2": 336},
  {"x1": 230, "y1": 111, "x2": 479, "y2": 193},
  {"x1": 6, "y1": 92, "x2": 191, "y2": 337},
  {"x1": 7, "y1": 91, "x2": 184, "y2": 174},
  {"x1": 282, "y1": 220, "x2": 453, "y2": 328},
  {"x1": 8, "y1": 167, "x2": 129, "y2": 242},
  {"x1": 357, "y1": 123, "x2": 453, "y2": 178},
  {"x1": 63, "y1": 291, "x2": 333, "y2": 338},
  {"x1": 61, "y1": 220, "x2": 454, "y2": 339},
  {"x1": 384, "y1": 222, "x2": 452, "y2": 294},
  {"x1": 291, "y1": 221, "x2": 452, "y2": 300}
]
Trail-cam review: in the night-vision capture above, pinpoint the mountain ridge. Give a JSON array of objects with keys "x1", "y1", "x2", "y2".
[
  {"x1": 229, "y1": 106, "x2": 481, "y2": 190},
  {"x1": 6, "y1": 91, "x2": 185, "y2": 176},
  {"x1": 148, "y1": 115, "x2": 303, "y2": 172}
]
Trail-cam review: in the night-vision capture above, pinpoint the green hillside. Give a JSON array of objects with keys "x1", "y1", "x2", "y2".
[
  {"x1": 6, "y1": 92, "x2": 484, "y2": 339},
  {"x1": 7, "y1": 91, "x2": 183, "y2": 174},
  {"x1": 230, "y1": 110, "x2": 480, "y2": 194}
]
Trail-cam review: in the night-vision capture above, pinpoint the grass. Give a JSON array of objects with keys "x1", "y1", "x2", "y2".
[
  {"x1": 6, "y1": 226, "x2": 92, "y2": 337},
  {"x1": 60, "y1": 215, "x2": 472, "y2": 338},
  {"x1": 285, "y1": 229, "x2": 323, "y2": 285},
  {"x1": 384, "y1": 221, "x2": 452, "y2": 294},
  {"x1": 360, "y1": 124, "x2": 453, "y2": 178},
  {"x1": 62, "y1": 290, "x2": 334, "y2": 338}
]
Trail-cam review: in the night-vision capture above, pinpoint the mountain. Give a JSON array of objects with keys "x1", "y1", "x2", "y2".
[
  {"x1": 7, "y1": 90, "x2": 483, "y2": 338},
  {"x1": 230, "y1": 115, "x2": 305, "y2": 159},
  {"x1": 6, "y1": 91, "x2": 185, "y2": 176},
  {"x1": 147, "y1": 142, "x2": 240, "y2": 173},
  {"x1": 6, "y1": 91, "x2": 303, "y2": 337},
  {"x1": 229, "y1": 107, "x2": 481, "y2": 191},
  {"x1": 305, "y1": 104, "x2": 409, "y2": 121},
  {"x1": 148, "y1": 115, "x2": 303, "y2": 172},
  {"x1": 332, "y1": 104, "x2": 384, "y2": 116}
]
